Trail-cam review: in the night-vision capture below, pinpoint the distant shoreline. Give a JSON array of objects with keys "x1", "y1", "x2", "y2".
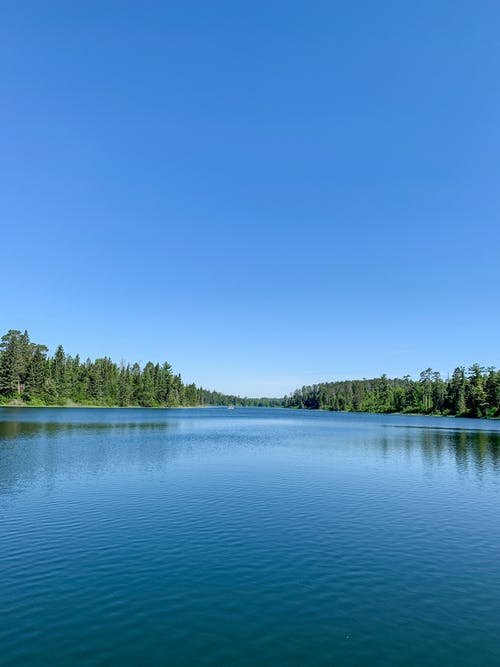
[{"x1": 1, "y1": 402, "x2": 498, "y2": 421}]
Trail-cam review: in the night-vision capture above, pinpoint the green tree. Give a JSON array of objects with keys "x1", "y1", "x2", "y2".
[
  {"x1": 24, "y1": 345, "x2": 49, "y2": 397},
  {"x1": 0, "y1": 329, "x2": 33, "y2": 395},
  {"x1": 447, "y1": 367, "x2": 467, "y2": 416},
  {"x1": 466, "y1": 364, "x2": 488, "y2": 418}
]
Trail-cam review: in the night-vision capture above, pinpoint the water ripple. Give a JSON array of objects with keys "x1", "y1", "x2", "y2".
[{"x1": 1, "y1": 408, "x2": 500, "y2": 665}]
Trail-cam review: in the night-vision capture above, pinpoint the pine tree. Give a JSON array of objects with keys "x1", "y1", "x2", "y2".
[
  {"x1": 0, "y1": 330, "x2": 29, "y2": 395},
  {"x1": 448, "y1": 367, "x2": 467, "y2": 415},
  {"x1": 24, "y1": 345, "x2": 49, "y2": 397},
  {"x1": 52, "y1": 345, "x2": 67, "y2": 401},
  {"x1": 466, "y1": 364, "x2": 488, "y2": 418}
]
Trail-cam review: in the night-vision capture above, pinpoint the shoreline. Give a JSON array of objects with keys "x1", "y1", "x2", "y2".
[
  {"x1": 0, "y1": 402, "x2": 219, "y2": 410},
  {"x1": 0, "y1": 402, "x2": 498, "y2": 421}
]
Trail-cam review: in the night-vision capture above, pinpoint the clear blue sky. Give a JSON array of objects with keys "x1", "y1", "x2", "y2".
[{"x1": 1, "y1": 1, "x2": 499, "y2": 396}]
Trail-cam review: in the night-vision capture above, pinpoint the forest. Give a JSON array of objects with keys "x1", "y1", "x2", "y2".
[
  {"x1": 1, "y1": 329, "x2": 499, "y2": 417},
  {"x1": 284, "y1": 367, "x2": 500, "y2": 418},
  {"x1": 0, "y1": 330, "x2": 281, "y2": 408}
]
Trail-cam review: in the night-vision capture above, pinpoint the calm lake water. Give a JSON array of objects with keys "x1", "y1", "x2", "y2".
[{"x1": 1, "y1": 407, "x2": 500, "y2": 666}]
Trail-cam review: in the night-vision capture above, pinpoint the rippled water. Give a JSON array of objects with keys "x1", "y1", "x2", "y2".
[{"x1": 1, "y1": 407, "x2": 500, "y2": 666}]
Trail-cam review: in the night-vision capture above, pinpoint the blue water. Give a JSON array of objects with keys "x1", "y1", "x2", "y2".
[{"x1": 1, "y1": 407, "x2": 500, "y2": 666}]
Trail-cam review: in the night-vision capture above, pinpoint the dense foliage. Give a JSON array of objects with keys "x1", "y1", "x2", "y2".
[
  {"x1": 2, "y1": 329, "x2": 498, "y2": 418},
  {"x1": 0, "y1": 330, "x2": 282, "y2": 408},
  {"x1": 284, "y1": 367, "x2": 500, "y2": 418}
]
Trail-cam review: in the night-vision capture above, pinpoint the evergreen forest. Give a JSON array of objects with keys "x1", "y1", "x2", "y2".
[
  {"x1": 1, "y1": 329, "x2": 499, "y2": 418},
  {"x1": 284, "y1": 368, "x2": 500, "y2": 419},
  {"x1": 0, "y1": 330, "x2": 281, "y2": 408}
]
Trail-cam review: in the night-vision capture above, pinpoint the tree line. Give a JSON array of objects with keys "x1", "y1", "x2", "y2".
[
  {"x1": 284, "y1": 366, "x2": 500, "y2": 418},
  {"x1": 0, "y1": 330, "x2": 282, "y2": 408},
  {"x1": 2, "y1": 329, "x2": 498, "y2": 417}
]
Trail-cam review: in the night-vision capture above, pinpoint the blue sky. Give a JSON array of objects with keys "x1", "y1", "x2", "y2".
[{"x1": 1, "y1": 1, "x2": 499, "y2": 396}]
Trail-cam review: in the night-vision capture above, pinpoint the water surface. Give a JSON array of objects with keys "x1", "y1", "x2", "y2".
[{"x1": 1, "y1": 407, "x2": 500, "y2": 666}]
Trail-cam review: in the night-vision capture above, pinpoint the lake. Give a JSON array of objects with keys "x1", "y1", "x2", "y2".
[{"x1": 1, "y1": 407, "x2": 500, "y2": 666}]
